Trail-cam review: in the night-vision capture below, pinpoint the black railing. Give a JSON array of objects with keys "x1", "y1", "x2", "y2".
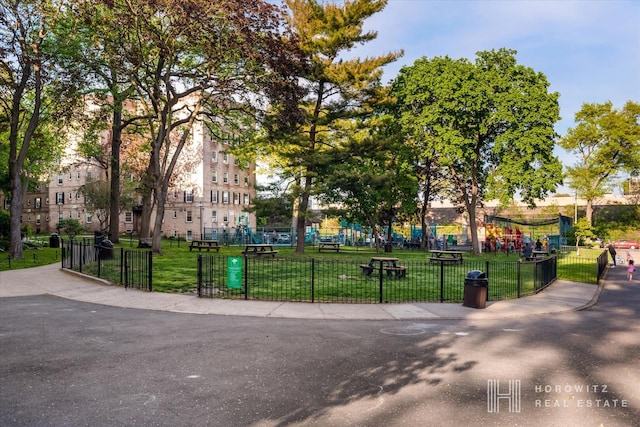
[
  {"x1": 61, "y1": 240, "x2": 152, "y2": 291},
  {"x1": 197, "y1": 255, "x2": 558, "y2": 304}
]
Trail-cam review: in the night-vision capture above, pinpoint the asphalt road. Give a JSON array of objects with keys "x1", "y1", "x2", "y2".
[{"x1": 1, "y1": 267, "x2": 639, "y2": 426}]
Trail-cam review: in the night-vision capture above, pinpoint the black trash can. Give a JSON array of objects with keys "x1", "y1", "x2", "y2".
[
  {"x1": 49, "y1": 233, "x2": 60, "y2": 249},
  {"x1": 97, "y1": 239, "x2": 114, "y2": 260},
  {"x1": 463, "y1": 270, "x2": 488, "y2": 309},
  {"x1": 384, "y1": 242, "x2": 393, "y2": 253},
  {"x1": 94, "y1": 231, "x2": 105, "y2": 246}
]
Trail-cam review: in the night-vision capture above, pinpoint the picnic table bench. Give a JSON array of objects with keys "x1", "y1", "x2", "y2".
[
  {"x1": 429, "y1": 250, "x2": 464, "y2": 264},
  {"x1": 360, "y1": 257, "x2": 407, "y2": 279},
  {"x1": 242, "y1": 244, "x2": 278, "y2": 258},
  {"x1": 189, "y1": 240, "x2": 221, "y2": 252},
  {"x1": 318, "y1": 242, "x2": 341, "y2": 252}
]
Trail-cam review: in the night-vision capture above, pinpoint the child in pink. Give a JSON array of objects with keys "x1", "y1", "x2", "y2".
[{"x1": 627, "y1": 260, "x2": 635, "y2": 282}]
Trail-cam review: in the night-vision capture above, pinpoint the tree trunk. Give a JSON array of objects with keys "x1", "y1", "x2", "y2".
[
  {"x1": 295, "y1": 175, "x2": 312, "y2": 254},
  {"x1": 108, "y1": 107, "x2": 123, "y2": 243},
  {"x1": 151, "y1": 182, "x2": 168, "y2": 254},
  {"x1": 420, "y1": 188, "x2": 429, "y2": 250},
  {"x1": 585, "y1": 199, "x2": 594, "y2": 226},
  {"x1": 139, "y1": 191, "x2": 153, "y2": 240},
  {"x1": 8, "y1": 177, "x2": 25, "y2": 259}
]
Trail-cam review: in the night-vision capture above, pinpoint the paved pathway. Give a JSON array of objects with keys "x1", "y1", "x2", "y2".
[{"x1": 0, "y1": 262, "x2": 604, "y2": 320}]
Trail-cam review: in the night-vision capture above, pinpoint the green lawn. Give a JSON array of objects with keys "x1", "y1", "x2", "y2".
[{"x1": 2, "y1": 238, "x2": 603, "y2": 303}]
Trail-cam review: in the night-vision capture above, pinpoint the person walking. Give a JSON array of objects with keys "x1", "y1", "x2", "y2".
[
  {"x1": 627, "y1": 260, "x2": 635, "y2": 281},
  {"x1": 608, "y1": 243, "x2": 617, "y2": 267}
]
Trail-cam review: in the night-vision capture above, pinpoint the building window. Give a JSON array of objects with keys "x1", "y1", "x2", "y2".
[
  {"x1": 211, "y1": 190, "x2": 218, "y2": 203},
  {"x1": 86, "y1": 171, "x2": 92, "y2": 180},
  {"x1": 125, "y1": 212, "x2": 133, "y2": 223},
  {"x1": 45, "y1": 197, "x2": 49, "y2": 205},
  {"x1": 223, "y1": 153, "x2": 228, "y2": 164},
  {"x1": 56, "y1": 192, "x2": 64, "y2": 204},
  {"x1": 68, "y1": 172, "x2": 72, "y2": 180},
  {"x1": 233, "y1": 174, "x2": 239, "y2": 185},
  {"x1": 45, "y1": 214, "x2": 49, "y2": 222},
  {"x1": 223, "y1": 172, "x2": 228, "y2": 184},
  {"x1": 223, "y1": 212, "x2": 229, "y2": 222},
  {"x1": 233, "y1": 192, "x2": 239, "y2": 204},
  {"x1": 58, "y1": 211, "x2": 63, "y2": 221},
  {"x1": 185, "y1": 191, "x2": 194, "y2": 203},
  {"x1": 35, "y1": 197, "x2": 41, "y2": 209},
  {"x1": 86, "y1": 212, "x2": 92, "y2": 223},
  {"x1": 76, "y1": 192, "x2": 81, "y2": 200},
  {"x1": 211, "y1": 170, "x2": 217, "y2": 183},
  {"x1": 36, "y1": 215, "x2": 41, "y2": 225},
  {"x1": 58, "y1": 174, "x2": 63, "y2": 185},
  {"x1": 186, "y1": 210, "x2": 193, "y2": 222},
  {"x1": 244, "y1": 176, "x2": 249, "y2": 186},
  {"x1": 222, "y1": 191, "x2": 229, "y2": 204},
  {"x1": 68, "y1": 211, "x2": 72, "y2": 219},
  {"x1": 77, "y1": 171, "x2": 81, "y2": 180},
  {"x1": 212, "y1": 210, "x2": 217, "y2": 223},
  {"x1": 173, "y1": 210, "x2": 177, "y2": 219},
  {"x1": 68, "y1": 192, "x2": 72, "y2": 200},
  {"x1": 212, "y1": 151, "x2": 218, "y2": 163},
  {"x1": 244, "y1": 194, "x2": 250, "y2": 205},
  {"x1": 77, "y1": 211, "x2": 81, "y2": 219}
]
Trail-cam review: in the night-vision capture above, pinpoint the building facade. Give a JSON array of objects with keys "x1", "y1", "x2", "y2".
[{"x1": 3, "y1": 117, "x2": 257, "y2": 241}]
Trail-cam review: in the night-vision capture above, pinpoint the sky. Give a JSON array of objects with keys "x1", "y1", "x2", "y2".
[{"x1": 348, "y1": 0, "x2": 640, "y2": 171}]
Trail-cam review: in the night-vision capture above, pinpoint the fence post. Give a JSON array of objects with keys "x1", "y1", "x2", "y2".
[
  {"x1": 197, "y1": 254, "x2": 202, "y2": 297},
  {"x1": 517, "y1": 260, "x2": 522, "y2": 298},
  {"x1": 439, "y1": 261, "x2": 445, "y2": 303},
  {"x1": 124, "y1": 248, "x2": 129, "y2": 289},
  {"x1": 119, "y1": 248, "x2": 124, "y2": 285},
  {"x1": 311, "y1": 258, "x2": 315, "y2": 303},
  {"x1": 148, "y1": 250, "x2": 153, "y2": 292},
  {"x1": 244, "y1": 255, "x2": 249, "y2": 300},
  {"x1": 378, "y1": 261, "x2": 384, "y2": 303},
  {"x1": 485, "y1": 260, "x2": 490, "y2": 301}
]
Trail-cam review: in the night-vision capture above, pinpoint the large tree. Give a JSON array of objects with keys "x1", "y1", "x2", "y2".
[
  {"x1": 0, "y1": 0, "x2": 81, "y2": 259},
  {"x1": 60, "y1": 1, "x2": 143, "y2": 244},
  {"x1": 93, "y1": 0, "x2": 304, "y2": 253},
  {"x1": 392, "y1": 49, "x2": 563, "y2": 253},
  {"x1": 269, "y1": 0, "x2": 402, "y2": 254},
  {"x1": 558, "y1": 101, "x2": 640, "y2": 226},
  {"x1": 319, "y1": 114, "x2": 418, "y2": 252}
]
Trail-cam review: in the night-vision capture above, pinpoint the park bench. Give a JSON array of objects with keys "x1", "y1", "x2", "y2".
[{"x1": 318, "y1": 242, "x2": 340, "y2": 252}]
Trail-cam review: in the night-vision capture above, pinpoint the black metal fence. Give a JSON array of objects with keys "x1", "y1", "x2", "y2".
[
  {"x1": 197, "y1": 255, "x2": 558, "y2": 304},
  {"x1": 61, "y1": 239, "x2": 153, "y2": 291}
]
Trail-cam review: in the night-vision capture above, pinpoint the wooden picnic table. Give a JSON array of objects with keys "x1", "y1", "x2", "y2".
[
  {"x1": 189, "y1": 240, "x2": 221, "y2": 252},
  {"x1": 523, "y1": 250, "x2": 550, "y2": 260},
  {"x1": 360, "y1": 256, "x2": 407, "y2": 278},
  {"x1": 318, "y1": 242, "x2": 341, "y2": 252},
  {"x1": 242, "y1": 244, "x2": 278, "y2": 258},
  {"x1": 429, "y1": 250, "x2": 464, "y2": 264}
]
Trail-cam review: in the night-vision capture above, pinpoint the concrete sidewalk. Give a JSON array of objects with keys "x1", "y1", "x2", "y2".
[{"x1": 0, "y1": 263, "x2": 604, "y2": 320}]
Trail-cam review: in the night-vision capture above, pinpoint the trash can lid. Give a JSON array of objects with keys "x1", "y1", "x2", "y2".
[{"x1": 466, "y1": 270, "x2": 486, "y2": 279}]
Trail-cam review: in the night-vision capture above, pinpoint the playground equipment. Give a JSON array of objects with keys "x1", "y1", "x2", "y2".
[{"x1": 483, "y1": 214, "x2": 572, "y2": 251}]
